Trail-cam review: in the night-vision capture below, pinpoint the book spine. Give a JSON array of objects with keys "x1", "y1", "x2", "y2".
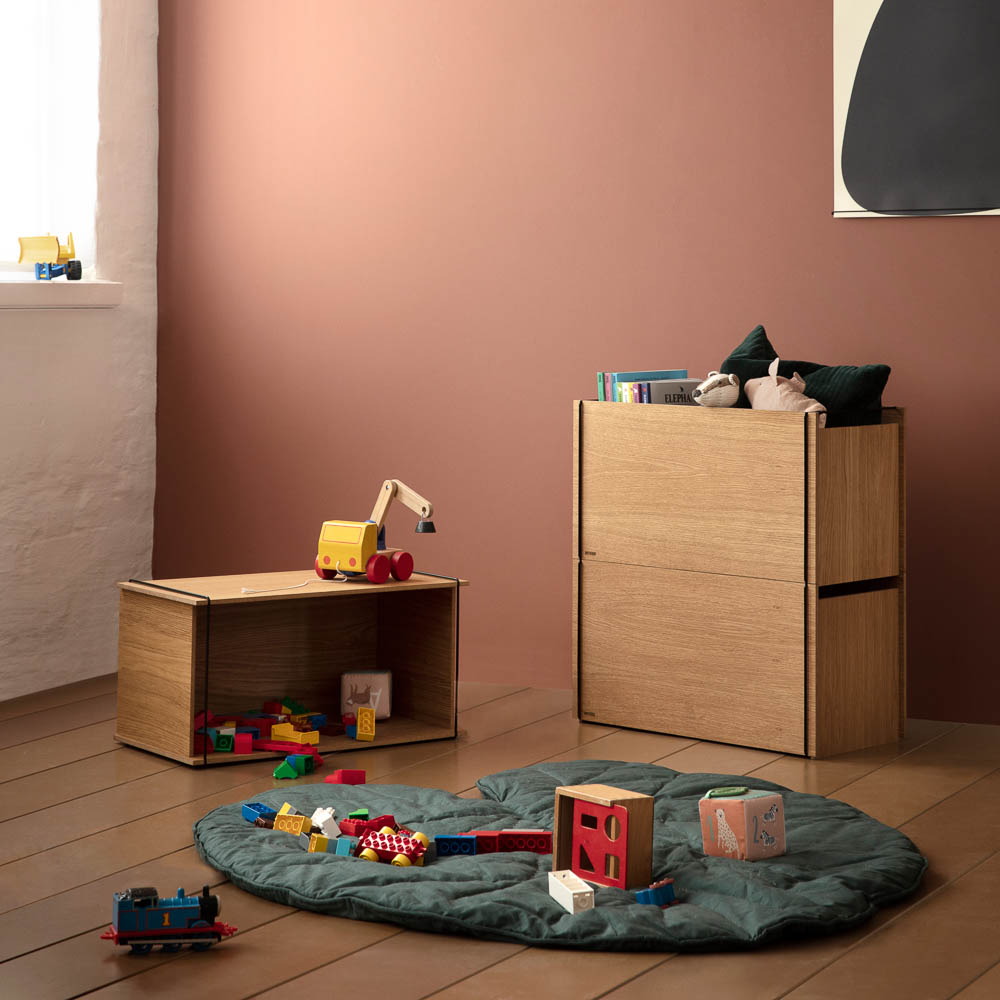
[
  {"x1": 603, "y1": 372, "x2": 611, "y2": 401},
  {"x1": 597, "y1": 372, "x2": 605, "y2": 401}
]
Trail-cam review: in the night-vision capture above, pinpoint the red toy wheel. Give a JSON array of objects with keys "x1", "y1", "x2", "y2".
[
  {"x1": 366, "y1": 553, "x2": 390, "y2": 584},
  {"x1": 390, "y1": 550, "x2": 414, "y2": 581},
  {"x1": 315, "y1": 556, "x2": 337, "y2": 580}
]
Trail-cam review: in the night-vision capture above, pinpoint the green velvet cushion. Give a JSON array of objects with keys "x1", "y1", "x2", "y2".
[
  {"x1": 194, "y1": 760, "x2": 926, "y2": 951},
  {"x1": 720, "y1": 325, "x2": 891, "y2": 415}
]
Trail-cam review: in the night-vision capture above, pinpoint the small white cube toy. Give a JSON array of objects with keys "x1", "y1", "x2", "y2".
[{"x1": 548, "y1": 870, "x2": 595, "y2": 914}]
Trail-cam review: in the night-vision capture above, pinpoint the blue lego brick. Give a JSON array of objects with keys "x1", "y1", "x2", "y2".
[
  {"x1": 242, "y1": 802, "x2": 278, "y2": 823},
  {"x1": 235, "y1": 725, "x2": 260, "y2": 738},
  {"x1": 435, "y1": 834, "x2": 477, "y2": 856},
  {"x1": 346, "y1": 725, "x2": 357, "y2": 739},
  {"x1": 636, "y1": 880, "x2": 676, "y2": 907},
  {"x1": 307, "y1": 714, "x2": 327, "y2": 728},
  {"x1": 335, "y1": 837, "x2": 357, "y2": 856},
  {"x1": 286, "y1": 754, "x2": 314, "y2": 775}
]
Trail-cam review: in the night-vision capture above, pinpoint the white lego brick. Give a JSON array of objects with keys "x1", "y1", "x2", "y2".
[{"x1": 548, "y1": 870, "x2": 595, "y2": 914}]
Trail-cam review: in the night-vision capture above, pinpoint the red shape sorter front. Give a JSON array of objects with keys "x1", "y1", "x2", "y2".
[{"x1": 571, "y1": 798, "x2": 630, "y2": 889}]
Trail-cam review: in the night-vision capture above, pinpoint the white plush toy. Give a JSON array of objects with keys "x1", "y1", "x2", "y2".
[{"x1": 692, "y1": 371, "x2": 740, "y2": 408}]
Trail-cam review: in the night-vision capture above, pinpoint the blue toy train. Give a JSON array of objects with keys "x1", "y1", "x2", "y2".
[{"x1": 100, "y1": 885, "x2": 236, "y2": 953}]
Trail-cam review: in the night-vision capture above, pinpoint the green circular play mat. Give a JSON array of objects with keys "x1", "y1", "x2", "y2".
[{"x1": 193, "y1": 761, "x2": 926, "y2": 951}]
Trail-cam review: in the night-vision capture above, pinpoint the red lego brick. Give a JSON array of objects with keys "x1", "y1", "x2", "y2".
[
  {"x1": 263, "y1": 701, "x2": 283, "y2": 715},
  {"x1": 459, "y1": 830, "x2": 501, "y2": 853},
  {"x1": 325, "y1": 769, "x2": 366, "y2": 785},
  {"x1": 357, "y1": 830, "x2": 427, "y2": 864},
  {"x1": 338, "y1": 814, "x2": 396, "y2": 838},
  {"x1": 497, "y1": 829, "x2": 552, "y2": 854},
  {"x1": 232, "y1": 732, "x2": 252, "y2": 754}
]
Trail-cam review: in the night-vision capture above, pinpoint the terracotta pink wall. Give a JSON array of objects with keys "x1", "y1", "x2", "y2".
[{"x1": 157, "y1": 1, "x2": 1000, "y2": 722}]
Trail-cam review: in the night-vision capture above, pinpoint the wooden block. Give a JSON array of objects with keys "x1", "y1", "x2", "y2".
[{"x1": 553, "y1": 784, "x2": 653, "y2": 889}]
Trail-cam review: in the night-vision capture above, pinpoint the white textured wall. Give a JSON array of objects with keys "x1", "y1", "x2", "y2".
[{"x1": 0, "y1": 0, "x2": 158, "y2": 700}]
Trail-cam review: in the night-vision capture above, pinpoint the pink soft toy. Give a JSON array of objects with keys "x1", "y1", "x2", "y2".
[{"x1": 744, "y1": 358, "x2": 827, "y2": 427}]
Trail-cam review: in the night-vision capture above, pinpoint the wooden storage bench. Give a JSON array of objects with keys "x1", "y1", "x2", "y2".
[
  {"x1": 572, "y1": 402, "x2": 905, "y2": 758},
  {"x1": 116, "y1": 570, "x2": 465, "y2": 766}
]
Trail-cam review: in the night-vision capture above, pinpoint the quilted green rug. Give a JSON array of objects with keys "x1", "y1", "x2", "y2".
[{"x1": 193, "y1": 761, "x2": 926, "y2": 951}]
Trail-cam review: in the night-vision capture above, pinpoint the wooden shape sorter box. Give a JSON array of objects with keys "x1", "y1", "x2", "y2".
[
  {"x1": 115, "y1": 570, "x2": 466, "y2": 766},
  {"x1": 553, "y1": 784, "x2": 653, "y2": 890}
]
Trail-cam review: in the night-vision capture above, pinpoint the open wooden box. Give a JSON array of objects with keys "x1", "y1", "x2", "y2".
[{"x1": 116, "y1": 570, "x2": 465, "y2": 766}]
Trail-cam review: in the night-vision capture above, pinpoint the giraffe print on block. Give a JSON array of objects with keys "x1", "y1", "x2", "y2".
[{"x1": 713, "y1": 808, "x2": 740, "y2": 857}]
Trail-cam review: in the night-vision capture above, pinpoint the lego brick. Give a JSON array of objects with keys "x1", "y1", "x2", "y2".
[
  {"x1": 497, "y1": 829, "x2": 552, "y2": 854},
  {"x1": 271, "y1": 723, "x2": 319, "y2": 745},
  {"x1": 699, "y1": 787, "x2": 785, "y2": 861},
  {"x1": 273, "y1": 813, "x2": 310, "y2": 837},
  {"x1": 307, "y1": 833, "x2": 332, "y2": 853},
  {"x1": 553, "y1": 785, "x2": 654, "y2": 889},
  {"x1": 549, "y1": 870, "x2": 595, "y2": 914},
  {"x1": 287, "y1": 754, "x2": 314, "y2": 775},
  {"x1": 335, "y1": 837, "x2": 357, "y2": 856},
  {"x1": 325, "y1": 769, "x2": 366, "y2": 785},
  {"x1": 341, "y1": 713, "x2": 357, "y2": 726},
  {"x1": 338, "y1": 814, "x2": 396, "y2": 838},
  {"x1": 435, "y1": 834, "x2": 477, "y2": 856},
  {"x1": 356, "y1": 706, "x2": 376, "y2": 741},
  {"x1": 192, "y1": 732, "x2": 214, "y2": 754},
  {"x1": 459, "y1": 830, "x2": 500, "y2": 853},
  {"x1": 278, "y1": 802, "x2": 300, "y2": 816},
  {"x1": 262, "y1": 701, "x2": 283, "y2": 715},
  {"x1": 241, "y1": 802, "x2": 278, "y2": 823},
  {"x1": 636, "y1": 878, "x2": 676, "y2": 907},
  {"x1": 306, "y1": 713, "x2": 327, "y2": 728},
  {"x1": 215, "y1": 733, "x2": 235, "y2": 752},
  {"x1": 357, "y1": 830, "x2": 427, "y2": 864},
  {"x1": 233, "y1": 733, "x2": 253, "y2": 754},
  {"x1": 273, "y1": 760, "x2": 299, "y2": 779},
  {"x1": 348, "y1": 808, "x2": 370, "y2": 820},
  {"x1": 254, "y1": 816, "x2": 275, "y2": 829}
]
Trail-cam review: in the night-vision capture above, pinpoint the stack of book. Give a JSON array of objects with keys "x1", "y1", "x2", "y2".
[{"x1": 596, "y1": 370, "x2": 701, "y2": 404}]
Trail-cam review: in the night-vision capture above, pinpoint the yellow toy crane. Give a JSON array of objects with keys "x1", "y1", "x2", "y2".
[{"x1": 315, "y1": 479, "x2": 435, "y2": 583}]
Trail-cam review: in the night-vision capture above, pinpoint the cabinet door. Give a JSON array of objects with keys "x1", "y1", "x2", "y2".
[
  {"x1": 578, "y1": 561, "x2": 806, "y2": 754},
  {"x1": 578, "y1": 403, "x2": 806, "y2": 582}
]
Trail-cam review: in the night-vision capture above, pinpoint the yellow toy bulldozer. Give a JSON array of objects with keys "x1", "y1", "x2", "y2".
[{"x1": 17, "y1": 233, "x2": 82, "y2": 280}]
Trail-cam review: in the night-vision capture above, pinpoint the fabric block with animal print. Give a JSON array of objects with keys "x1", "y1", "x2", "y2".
[
  {"x1": 699, "y1": 786, "x2": 785, "y2": 861},
  {"x1": 340, "y1": 670, "x2": 392, "y2": 720}
]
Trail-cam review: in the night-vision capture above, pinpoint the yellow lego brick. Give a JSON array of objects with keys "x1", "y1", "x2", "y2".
[
  {"x1": 357, "y1": 707, "x2": 376, "y2": 741},
  {"x1": 278, "y1": 802, "x2": 294, "y2": 816},
  {"x1": 308, "y1": 833, "x2": 331, "y2": 853},
  {"x1": 274, "y1": 814, "x2": 309, "y2": 836},
  {"x1": 271, "y1": 722, "x2": 319, "y2": 745}
]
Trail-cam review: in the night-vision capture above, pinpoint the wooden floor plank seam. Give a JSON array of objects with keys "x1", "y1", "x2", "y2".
[
  {"x1": 948, "y1": 956, "x2": 1000, "y2": 999},
  {"x1": 0, "y1": 751, "x2": 181, "y2": 822},
  {"x1": 0, "y1": 694, "x2": 119, "y2": 752},
  {"x1": 239, "y1": 929, "x2": 409, "y2": 1000},
  {"x1": 592, "y1": 954, "x2": 679, "y2": 998},
  {"x1": 889, "y1": 764, "x2": 1000, "y2": 831},
  {"x1": 819, "y1": 722, "x2": 967, "y2": 799},
  {"x1": 415, "y1": 946, "x2": 530, "y2": 1000},
  {"x1": 770, "y1": 849, "x2": 1000, "y2": 1000},
  {"x1": 0, "y1": 674, "x2": 116, "y2": 723},
  {"x1": 0, "y1": 742, "x2": 131, "y2": 787},
  {"x1": 457, "y1": 687, "x2": 531, "y2": 712}
]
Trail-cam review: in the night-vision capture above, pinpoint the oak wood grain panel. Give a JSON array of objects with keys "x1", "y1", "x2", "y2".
[
  {"x1": 119, "y1": 570, "x2": 466, "y2": 605},
  {"x1": 578, "y1": 562, "x2": 805, "y2": 754},
  {"x1": 193, "y1": 593, "x2": 376, "y2": 719},
  {"x1": 883, "y1": 408, "x2": 908, "y2": 735},
  {"x1": 813, "y1": 422, "x2": 900, "y2": 585},
  {"x1": 378, "y1": 586, "x2": 457, "y2": 731},
  {"x1": 115, "y1": 591, "x2": 196, "y2": 760},
  {"x1": 577, "y1": 403, "x2": 806, "y2": 582},
  {"x1": 812, "y1": 587, "x2": 900, "y2": 757}
]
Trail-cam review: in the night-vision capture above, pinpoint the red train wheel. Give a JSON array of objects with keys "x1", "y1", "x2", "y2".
[
  {"x1": 315, "y1": 556, "x2": 337, "y2": 580},
  {"x1": 366, "y1": 553, "x2": 390, "y2": 584},
  {"x1": 390, "y1": 550, "x2": 414, "y2": 581}
]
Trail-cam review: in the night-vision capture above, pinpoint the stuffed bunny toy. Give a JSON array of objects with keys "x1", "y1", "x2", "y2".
[
  {"x1": 692, "y1": 371, "x2": 740, "y2": 407},
  {"x1": 745, "y1": 358, "x2": 827, "y2": 426}
]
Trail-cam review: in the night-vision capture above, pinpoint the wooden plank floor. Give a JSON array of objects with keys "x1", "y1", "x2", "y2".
[{"x1": 1, "y1": 676, "x2": 998, "y2": 1000}]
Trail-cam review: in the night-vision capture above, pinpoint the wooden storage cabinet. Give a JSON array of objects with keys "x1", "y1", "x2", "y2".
[
  {"x1": 116, "y1": 570, "x2": 465, "y2": 766},
  {"x1": 573, "y1": 402, "x2": 905, "y2": 758}
]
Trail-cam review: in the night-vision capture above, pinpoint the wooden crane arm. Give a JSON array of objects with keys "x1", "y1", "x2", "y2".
[{"x1": 369, "y1": 479, "x2": 434, "y2": 529}]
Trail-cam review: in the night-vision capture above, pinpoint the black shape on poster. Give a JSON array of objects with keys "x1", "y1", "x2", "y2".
[{"x1": 842, "y1": 0, "x2": 1000, "y2": 215}]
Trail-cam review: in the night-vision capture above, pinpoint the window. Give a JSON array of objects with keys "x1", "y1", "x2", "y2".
[{"x1": 0, "y1": 1, "x2": 100, "y2": 273}]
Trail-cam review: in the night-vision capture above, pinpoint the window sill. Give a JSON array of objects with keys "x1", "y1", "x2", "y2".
[{"x1": 0, "y1": 278, "x2": 123, "y2": 309}]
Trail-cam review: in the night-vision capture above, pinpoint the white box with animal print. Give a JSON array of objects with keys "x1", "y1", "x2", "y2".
[
  {"x1": 698, "y1": 786, "x2": 785, "y2": 861},
  {"x1": 340, "y1": 670, "x2": 392, "y2": 720}
]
